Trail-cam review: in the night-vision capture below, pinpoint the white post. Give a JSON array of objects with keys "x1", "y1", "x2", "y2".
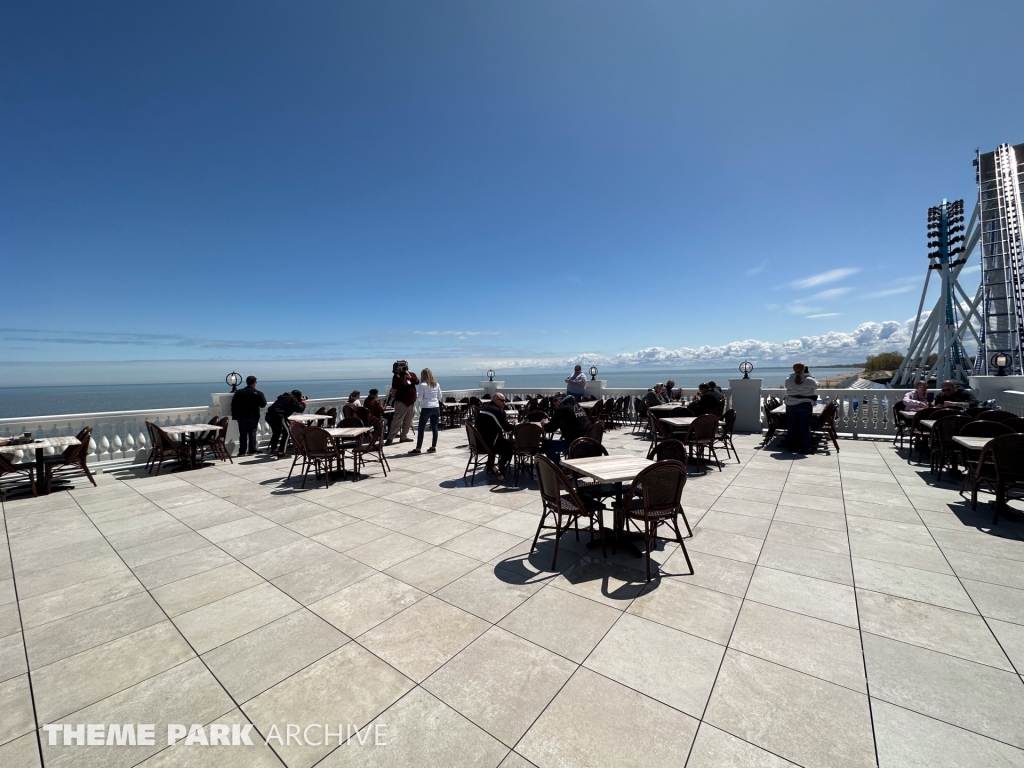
[
  {"x1": 211, "y1": 393, "x2": 240, "y2": 454},
  {"x1": 479, "y1": 381, "x2": 504, "y2": 397},
  {"x1": 584, "y1": 379, "x2": 605, "y2": 398},
  {"x1": 968, "y1": 375, "x2": 1024, "y2": 406},
  {"x1": 729, "y1": 378, "x2": 763, "y2": 433}
]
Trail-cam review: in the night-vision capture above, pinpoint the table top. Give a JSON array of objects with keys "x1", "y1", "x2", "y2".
[
  {"x1": 442, "y1": 401, "x2": 468, "y2": 408},
  {"x1": 324, "y1": 426, "x2": 374, "y2": 438},
  {"x1": 920, "y1": 419, "x2": 937, "y2": 430},
  {"x1": 561, "y1": 455, "x2": 654, "y2": 484},
  {"x1": 660, "y1": 416, "x2": 698, "y2": 428},
  {"x1": 771, "y1": 404, "x2": 826, "y2": 415},
  {"x1": 647, "y1": 403, "x2": 682, "y2": 415},
  {"x1": 0, "y1": 436, "x2": 82, "y2": 453},
  {"x1": 288, "y1": 413, "x2": 331, "y2": 422},
  {"x1": 952, "y1": 436, "x2": 991, "y2": 451},
  {"x1": 160, "y1": 424, "x2": 224, "y2": 436},
  {"x1": 578, "y1": 401, "x2": 598, "y2": 409}
]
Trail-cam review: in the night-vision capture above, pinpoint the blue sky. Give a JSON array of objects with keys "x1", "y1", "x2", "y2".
[{"x1": 2, "y1": 1, "x2": 1021, "y2": 384}]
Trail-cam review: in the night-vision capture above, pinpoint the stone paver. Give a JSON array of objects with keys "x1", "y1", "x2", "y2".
[{"x1": 1, "y1": 423, "x2": 1023, "y2": 766}]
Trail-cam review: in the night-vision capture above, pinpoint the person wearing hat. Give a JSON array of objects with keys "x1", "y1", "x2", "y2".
[
  {"x1": 266, "y1": 389, "x2": 306, "y2": 458},
  {"x1": 365, "y1": 388, "x2": 387, "y2": 428},
  {"x1": 644, "y1": 383, "x2": 668, "y2": 408},
  {"x1": 541, "y1": 394, "x2": 591, "y2": 465}
]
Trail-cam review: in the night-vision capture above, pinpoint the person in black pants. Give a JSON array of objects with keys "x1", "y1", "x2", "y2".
[
  {"x1": 476, "y1": 392, "x2": 515, "y2": 478},
  {"x1": 266, "y1": 390, "x2": 306, "y2": 458},
  {"x1": 230, "y1": 376, "x2": 267, "y2": 456},
  {"x1": 542, "y1": 394, "x2": 591, "y2": 465}
]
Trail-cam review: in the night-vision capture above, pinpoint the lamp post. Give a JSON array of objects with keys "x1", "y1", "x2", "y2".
[
  {"x1": 739, "y1": 361, "x2": 754, "y2": 380},
  {"x1": 225, "y1": 371, "x2": 243, "y2": 393},
  {"x1": 991, "y1": 352, "x2": 1011, "y2": 376},
  {"x1": 589, "y1": 366, "x2": 598, "y2": 381},
  {"x1": 486, "y1": 369, "x2": 495, "y2": 382}
]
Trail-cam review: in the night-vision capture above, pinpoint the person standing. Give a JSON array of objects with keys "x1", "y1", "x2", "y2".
[
  {"x1": 784, "y1": 363, "x2": 818, "y2": 454},
  {"x1": 386, "y1": 364, "x2": 419, "y2": 445},
  {"x1": 411, "y1": 368, "x2": 442, "y2": 454},
  {"x1": 230, "y1": 376, "x2": 266, "y2": 456},
  {"x1": 565, "y1": 365, "x2": 587, "y2": 399},
  {"x1": 266, "y1": 390, "x2": 306, "y2": 458}
]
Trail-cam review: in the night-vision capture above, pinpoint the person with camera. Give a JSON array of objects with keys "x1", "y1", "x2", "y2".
[
  {"x1": 266, "y1": 389, "x2": 306, "y2": 458},
  {"x1": 386, "y1": 361, "x2": 419, "y2": 445}
]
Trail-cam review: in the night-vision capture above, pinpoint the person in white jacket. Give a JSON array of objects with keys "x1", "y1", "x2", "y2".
[
  {"x1": 411, "y1": 368, "x2": 443, "y2": 454},
  {"x1": 784, "y1": 362, "x2": 818, "y2": 453}
]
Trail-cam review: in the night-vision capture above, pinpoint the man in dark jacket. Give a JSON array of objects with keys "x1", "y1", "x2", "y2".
[
  {"x1": 266, "y1": 390, "x2": 306, "y2": 457},
  {"x1": 934, "y1": 380, "x2": 978, "y2": 408},
  {"x1": 476, "y1": 392, "x2": 514, "y2": 477},
  {"x1": 231, "y1": 376, "x2": 267, "y2": 456},
  {"x1": 386, "y1": 365, "x2": 419, "y2": 445},
  {"x1": 644, "y1": 384, "x2": 668, "y2": 408},
  {"x1": 692, "y1": 382, "x2": 726, "y2": 417},
  {"x1": 542, "y1": 395, "x2": 591, "y2": 464}
]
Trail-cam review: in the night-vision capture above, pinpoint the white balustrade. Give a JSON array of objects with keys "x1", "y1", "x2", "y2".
[{"x1": 998, "y1": 390, "x2": 1024, "y2": 416}]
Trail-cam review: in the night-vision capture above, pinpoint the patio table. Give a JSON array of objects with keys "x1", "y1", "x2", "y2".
[
  {"x1": 771, "y1": 404, "x2": 826, "y2": 416},
  {"x1": 324, "y1": 426, "x2": 374, "y2": 479},
  {"x1": 0, "y1": 436, "x2": 82, "y2": 495},
  {"x1": 160, "y1": 423, "x2": 224, "y2": 470},
  {"x1": 560, "y1": 454, "x2": 655, "y2": 557},
  {"x1": 288, "y1": 413, "x2": 332, "y2": 424},
  {"x1": 647, "y1": 403, "x2": 683, "y2": 417},
  {"x1": 952, "y1": 435, "x2": 991, "y2": 452}
]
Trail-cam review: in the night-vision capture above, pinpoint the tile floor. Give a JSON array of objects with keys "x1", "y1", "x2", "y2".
[{"x1": 1, "y1": 426, "x2": 1023, "y2": 767}]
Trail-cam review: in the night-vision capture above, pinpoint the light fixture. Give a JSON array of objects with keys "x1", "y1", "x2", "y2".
[
  {"x1": 225, "y1": 372, "x2": 243, "y2": 392},
  {"x1": 486, "y1": 369, "x2": 495, "y2": 382},
  {"x1": 739, "y1": 361, "x2": 754, "y2": 379},
  {"x1": 589, "y1": 366, "x2": 598, "y2": 380},
  {"x1": 990, "y1": 352, "x2": 1011, "y2": 376}
]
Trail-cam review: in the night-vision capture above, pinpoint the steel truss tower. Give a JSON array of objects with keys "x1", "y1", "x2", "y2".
[
  {"x1": 893, "y1": 198, "x2": 981, "y2": 386},
  {"x1": 973, "y1": 142, "x2": 1024, "y2": 375}
]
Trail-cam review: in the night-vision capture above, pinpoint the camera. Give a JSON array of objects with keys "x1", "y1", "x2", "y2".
[{"x1": 392, "y1": 360, "x2": 409, "y2": 376}]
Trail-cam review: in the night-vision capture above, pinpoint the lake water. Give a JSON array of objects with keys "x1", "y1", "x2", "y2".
[{"x1": 0, "y1": 367, "x2": 857, "y2": 419}]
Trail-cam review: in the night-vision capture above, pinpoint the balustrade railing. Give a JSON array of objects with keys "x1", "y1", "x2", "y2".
[
  {"x1": 998, "y1": 390, "x2": 1024, "y2": 416},
  {"x1": 761, "y1": 388, "x2": 914, "y2": 438}
]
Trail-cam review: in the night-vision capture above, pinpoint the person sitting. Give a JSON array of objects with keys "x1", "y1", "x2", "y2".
[
  {"x1": 933, "y1": 380, "x2": 977, "y2": 408},
  {"x1": 902, "y1": 381, "x2": 931, "y2": 412},
  {"x1": 347, "y1": 390, "x2": 362, "y2": 408},
  {"x1": 541, "y1": 394, "x2": 591, "y2": 465},
  {"x1": 365, "y1": 389, "x2": 387, "y2": 430},
  {"x1": 644, "y1": 383, "x2": 668, "y2": 408},
  {"x1": 665, "y1": 379, "x2": 677, "y2": 401},
  {"x1": 784, "y1": 363, "x2": 817, "y2": 454},
  {"x1": 691, "y1": 382, "x2": 725, "y2": 417},
  {"x1": 476, "y1": 392, "x2": 514, "y2": 479}
]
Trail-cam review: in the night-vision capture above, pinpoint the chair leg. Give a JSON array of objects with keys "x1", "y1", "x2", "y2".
[
  {"x1": 551, "y1": 513, "x2": 563, "y2": 569},
  {"x1": 670, "y1": 516, "x2": 694, "y2": 575},
  {"x1": 530, "y1": 510, "x2": 549, "y2": 555}
]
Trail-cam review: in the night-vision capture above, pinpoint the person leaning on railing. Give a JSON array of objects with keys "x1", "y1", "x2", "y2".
[
  {"x1": 266, "y1": 390, "x2": 306, "y2": 458},
  {"x1": 784, "y1": 363, "x2": 818, "y2": 454},
  {"x1": 903, "y1": 381, "x2": 930, "y2": 412}
]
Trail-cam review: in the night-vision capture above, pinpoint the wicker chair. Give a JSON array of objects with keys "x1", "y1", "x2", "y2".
[
  {"x1": 892, "y1": 401, "x2": 908, "y2": 448},
  {"x1": 146, "y1": 422, "x2": 190, "y2": 475},
  {"x1": 463, "y1": 423, "x2": 494, "y2": 486},
  {"x1": 930, "y1": 415, "x2": 972, "y2": 481},
  {"x1": 617, "y1": 461, "x2": 693, "y2": 582},
  {"x1": 977, "y1": 410, "x2": 1016, "y2": 423},
  {"x1": 971, "y1": 434, "x2": 1024, "y2": 524},
  {"x1": 714, "y1": 409, "x2": 738, "y2": 463},
  {"x1": 525, "y1": 410, "x2": 546, "y2": 423},
  {"x1": 632, "y1": 397, "x2": 647, "y2": 434},
  {"x1": 0, "y1": 453, "x2": 36, "y2": 499},
  {"x1": 342, "y1": 404, "x2": 357, "y2": 421},
  {"x1": 811, "y1": 401, "x2": 840, "y2": 453},
  {"x1": 352, "y1": 418, "x2": 389, "y2": 479},
  {"x1": 680, "y1": 414, "x2": 721, "y2": 472},
  {"x1": 196, "y1": 417, "x2": 232, "y2": 465},
  {"x1": 41, "y1": 426, "x2": 96, "y2": 493},
  {"x1": 646, "y1": 413, "x2": 675, "y2": 458},
  {"x1": 512, "y1": 422, "x2": 543, "y2": 485},
  {"x1": 325, "y1": 407, "x2": 339, "y2": 428},
  {"x1": 354, "y1": 406, "x2": 370, "y2": 425},
  {"x1": 565, "y1": 437, "x2": 611, "y2": 505},
  {"x1": 286, "y1": 422, "x2": 309, "y2": 480},
  {"x1": 958, "y1": 421, "x2": 1015, "y2": 497},
  {"x1": 650, "y1": 438, "x2": 686, "y2": 462},
  {"x1": 965, "y1": 407, "x2": 990, "y2": 419},
  {"x1": 906, "y1": 406, "x2": 937, "y2": 461},
  {"x1": 1003, "y1": 416, "x2": 1024, "y2": 432},
  {"x1": 584, "y1": 420, "x2": 605, "y2": 444},
  {"x1": 300, "y1": 426, "x2": 338, "y2": 488},
  {"x1": 762, "y1": 399, "x2": 786, "y2": 446},
  {"x1": 531, "y1": 455, "x2": 605, "y2": 569}
]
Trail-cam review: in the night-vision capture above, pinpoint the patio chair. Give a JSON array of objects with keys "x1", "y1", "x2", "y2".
[
  {"x1": 762, "y1": 399, "x2": 786, "y2": 446},
  {"x1": 617, "y1": 461, "x2": 693, "y2": 582},
  {"x1": 714, "y1": 409, "x2": 739, "y2": 463},
  {"x1": 342, "y1": 404, "x2": 357, "y2": 421},
  {"x1": 286, "y1": 422, "x2": 309, "y2": 480},
  {"x1": 906, "y1": 406, "x2": 937, "y2": 461},
  {"x1": 929, "y1": 415, "x2": 972, "y2": 481},
  {"x1": 512, "y1": 422, "x2": 543, "y2": 485},
  {"x1": 892, "y1": 401, "x2": 908, "y2": 448},
  {"x1": 651, "y1": 438, "x2": 687, "y2": 463},
  {"x1": 811, "y1": 401, "x2": 840, "y2": 453},
  {"x1": 584, "y1": 420, "x2": 605, "y2": 444},
  {"x1": 147, "y1": 422, "x2": 190, "y2": 475},
  {"x1": 632, "y1": 397, "x2": 647, "y2": 433},
  {"x1": 525, "y1": 410, "x2": 546, "y2": 423},
  {"x1": 971, "y1": 434, "x2": 1024, "y2": 524},
  {"x1": 463, "y1": 423, "x2": 494, "y2": 486},
  {"x1": 1003, "y1": 416, "x2": 1024, "y2": 432},
  {"x1": 669, "y1": 406, "x2": 692, "y2": 418},
  {"x1": 352, "y1": 418, "x2": 390, "y2": 479},
  {"x1": 196, "y1": 417, "x2": 232, "y2": 465},
  {"x1": 300, "y1": 426, "x2": 338, "y2": 489},
  {"x1": 42, "y1": 426, "x2": 96, "y2": 493},
  {"x1": 0, "y1": 453, "x2": 36, "y2": 499},
  {"x1": 681, "y1": 414, "x2": 722, "y2": 472},
  {"x1": 977, "y1": 410, "x2": 1016, "y2": 423},
  {"x1": 354, "y1": 406, "x2": 370, "y2": 425},
  {"x1": 965, "y1": 407, "x2": 990, "y2": 419},
  {"x1": 565, "y1": 437, "x2": 612, "y2": 505},
  {"x1": 532, "y1": 455, "x2": 605, "y2": 569},
  {"x1": 325, "y1": 407, "x2": 338, "y2": 427},
  {"x1": 958, "y1": 420, "x2": 1014, "y2": 497},
  {"x1": 646, "y1": 413, "x2": 673, "y2": 457}
]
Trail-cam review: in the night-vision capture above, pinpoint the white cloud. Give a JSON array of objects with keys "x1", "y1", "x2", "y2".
[
  {"x1": 810, "y1": 287, "x2": 850, "y2": 300},
  {"x1": 746, "y1": 260, "x2": 768, "y2": 277},
  {"x1": 568, "y1": 317, "x2": 918, "y2": 368},
  {"x1": 790, "y1": 268, "x2": 860, "y2": 289},
  {"x1": 860, "y1": 286, "x2": 915, "y2": 299},
  {"x1": 806, "y1": 313, "x2": 841, "y2": 318},
  {"x1": 412, "y1": 331, "x2": 500, "y2": 337}
]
